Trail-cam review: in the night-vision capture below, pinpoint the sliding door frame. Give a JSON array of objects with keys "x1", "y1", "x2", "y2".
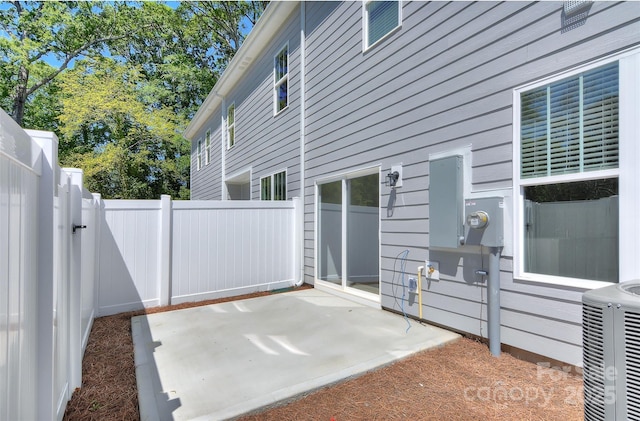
[{"x1": 314, "y1": 165, "x2": 381, "y2": 306}]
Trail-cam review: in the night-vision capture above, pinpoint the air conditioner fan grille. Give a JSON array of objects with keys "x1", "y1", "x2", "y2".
[
  {"x1": 626, "y1": 310, "x2": 640, "y2": 420},
  {"x1": 584, "y1": 303, "x2": 606, "y2": 420}
]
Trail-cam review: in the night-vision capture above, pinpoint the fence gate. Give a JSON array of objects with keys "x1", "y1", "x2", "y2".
[{"x1": 53, "y1": 177, "x2": 72, "y2": 418}]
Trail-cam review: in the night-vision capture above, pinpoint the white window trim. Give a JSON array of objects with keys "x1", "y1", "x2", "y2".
[
  {"x1": 315, "y1": 163, "x2": 382, "y2": 185},
  {"x1": 274, "y1": 43, "x2": 289, "y2": 116},
  {"x1": 512, "y1": 47, "x2": 640, "y2": 289},
  {"x1": 260, "y1": 168, "x2": 288, "y2": 201},
  {"x1": 362, "y1": 0, "x2": 402, "y2": 52},
  {"x1": 204, "y1": 129, "x2": 211, "y2": 166},
  {"x1": 227, "y1": 103, "x2": 235, "y2": 149}
]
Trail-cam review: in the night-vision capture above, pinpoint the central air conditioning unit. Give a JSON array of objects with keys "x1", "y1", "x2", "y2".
[{"x1": 582, "y1": 280, "x2": 640, "y2": 421}]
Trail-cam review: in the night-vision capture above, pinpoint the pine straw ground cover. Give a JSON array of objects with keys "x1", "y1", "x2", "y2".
[{"x1": 64, "y1": 287, "x2": 584, "y2": 421}]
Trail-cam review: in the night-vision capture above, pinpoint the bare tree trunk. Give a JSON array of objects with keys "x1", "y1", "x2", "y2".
[
  {"x1": 12, "y1": 64, "x2": 29, "y2": 126},
  {"x1": 11, "y1": 1, "x2": 28, "y2": 125}
]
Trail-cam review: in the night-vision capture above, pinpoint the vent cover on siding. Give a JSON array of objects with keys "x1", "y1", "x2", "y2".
[{"x1": 564, "y1": 1, "x2": 593, "y2": 15}]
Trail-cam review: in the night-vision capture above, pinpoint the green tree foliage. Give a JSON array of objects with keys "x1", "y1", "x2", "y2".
[
  {"x1": 0, "y1": 1, "x2": 268, "y2": 199},
  {"x1": 58, "y1": 59, "x2": 189, "y2": 199},
  {"x1": 0, "y1": 1, "x2": 138, "y2": 125},
  {"x1": 177, "y1": 1, "x2": 268, "y2": 72},
  {"x1": 108, "y1": 1, "x2": 216, "y2": 118}
]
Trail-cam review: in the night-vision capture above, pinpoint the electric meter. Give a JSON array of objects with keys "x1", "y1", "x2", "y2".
[
  {"x1": 464, "y1": 198, "x2": 504, "y2": 247},
  {"x1": 467, "y1": 211, "x2": 489, "y2": 229}
]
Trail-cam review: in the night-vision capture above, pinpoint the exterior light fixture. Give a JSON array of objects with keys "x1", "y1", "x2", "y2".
[{"x1": 386, "y1": 171, "x2": 400, "y2": 187}]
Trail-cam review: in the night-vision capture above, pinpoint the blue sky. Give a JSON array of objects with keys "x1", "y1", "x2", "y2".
[{"x1": 0, "y1": 1, "x2": 256, "y2": 69}]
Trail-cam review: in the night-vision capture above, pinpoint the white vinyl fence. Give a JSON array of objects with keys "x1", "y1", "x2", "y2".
[
  {"x1": 1, "y1": 110, "x2": 39, "y2": 421},
  {"x1": 97, "y1": 197, "x2": 301, "y2": 316},
  {"x1": 1, "y1": 108, "x2": 302, "y2": 419},
  {"x1": 171, "y1": 199, "x2": 299, "y2": 304},
  {"x1": 525, "y1": 197, "x2": 619, "y2": 282},
  {"x1": 1, "y1": 111, "x2": 100, "y2": 421}
]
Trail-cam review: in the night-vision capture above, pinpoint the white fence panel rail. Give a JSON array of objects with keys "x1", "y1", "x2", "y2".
[
  {"x1": 98, "y1": 200, "x2": 163, "y2": 315},
  {"x1": 81, "y1": 191, "x2": 100, "y2": 350},
  {"x1": 53, "y1": 175, "x2": 71, "y2": 420},
  {"x1": 0, "y1": 109, "x2": 40, "y2": 421},
  {"x1": 171, "y1": 200, "x2": 298, "y2": 304},
  {"x1": 1, "y1": 110, "x2": 99, "y2": 421},
  {"x1": 97, "y1": 197, "x2": 301, "y2": 315}
]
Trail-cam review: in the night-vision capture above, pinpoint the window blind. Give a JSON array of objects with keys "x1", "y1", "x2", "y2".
[
  {"x1": 367, "y1": 1, "x2": 398, "y2": 47},
  {"x1": 520, "y1": 62, "x2": 618, "y2": 178}
]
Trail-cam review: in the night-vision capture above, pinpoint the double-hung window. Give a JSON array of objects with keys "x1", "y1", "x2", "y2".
[
  {"x1": 274, "y1": 45, "x2": 288, "y2": 114},
  {"x1": 364, "y1": 1, "x2": 401, "y2": 50},
  {"x1": 261, "y1": 170, "x2": 287, "y2": 200},
  {"x1": 196, "y1": 139, "x2": 203, "y2": 171},
  {"x1": 514, "y1": 50, "x2": 640, "y2": 287},
  {"x1": 204, "y1": 129, "x2": 211, "y2": 165},
  {"x1": 227, "y1": 103, "x2": 235, "y2": 149}
]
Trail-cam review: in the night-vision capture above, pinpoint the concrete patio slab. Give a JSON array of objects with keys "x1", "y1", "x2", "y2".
[{"x1": 132, "y1": 289, "x2": 459, "y2": 420}]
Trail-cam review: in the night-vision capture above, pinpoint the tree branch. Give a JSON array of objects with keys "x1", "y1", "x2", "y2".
[
  {"x1": 25, "y1": 32, "x2": 131, "y2": 96},
  {"x1": 30, "y1": 46, "x2": 54, "y2": 63}
]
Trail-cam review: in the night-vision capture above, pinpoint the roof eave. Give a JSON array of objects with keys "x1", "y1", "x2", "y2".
[{"x1": 184, "y1": 1, "x2": 299, "y2": 140}]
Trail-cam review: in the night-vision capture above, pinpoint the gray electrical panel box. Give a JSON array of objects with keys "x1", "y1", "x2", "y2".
[
  {"x1": 464, "y1": 197, "x2": 504, "y2": 247},
  {"x1": 429, "y1": 156, "x2": 464, "y2": 248}
]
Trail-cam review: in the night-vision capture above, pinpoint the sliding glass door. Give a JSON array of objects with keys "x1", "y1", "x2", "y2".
[
  {"x1": 317, "y1": 171, "x2": 380, "y2": 297},
  {"x1": 318, "y1": 180, "x2": 342, "y2": 285},
  {"x1": 346, "y1": 173, "x2": 379, "y2": 293}
]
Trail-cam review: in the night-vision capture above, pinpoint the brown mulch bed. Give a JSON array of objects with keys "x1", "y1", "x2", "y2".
[{"x1": 63, "y1": 285, "x2": 583, "y2": 421}]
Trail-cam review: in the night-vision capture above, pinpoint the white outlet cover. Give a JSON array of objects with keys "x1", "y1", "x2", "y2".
[{"x1": 425, "y1": 260, "x2": 440, "y2": 281}]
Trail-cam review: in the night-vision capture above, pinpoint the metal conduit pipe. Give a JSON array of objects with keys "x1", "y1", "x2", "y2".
[
  {"x1": 417, "y1": 267, "x2": 424, "y2": 320},
  {"x1": 488, "y1": 246, "x2": 502, "y2": 356}
]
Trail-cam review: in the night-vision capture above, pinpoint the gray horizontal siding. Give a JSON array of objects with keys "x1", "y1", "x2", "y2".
[
  {"x1": 190, "y1": 0, "x2": 639, "y2": 364},
  {"x1": 225, "y1": 6, "x2": 302, "y2": 200},
  {"x1": 191, "y1": 4, "x2": 303, "y2": 201},
  {"x1": 191, "y1": 111, "x2": 223, "y2": 200},
  {"x1": 303, "y1": 0, "x2": 640, "y2": 366},
  {"x1": 306, "y1": 2, "x2": 637, "y2": 155}
]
